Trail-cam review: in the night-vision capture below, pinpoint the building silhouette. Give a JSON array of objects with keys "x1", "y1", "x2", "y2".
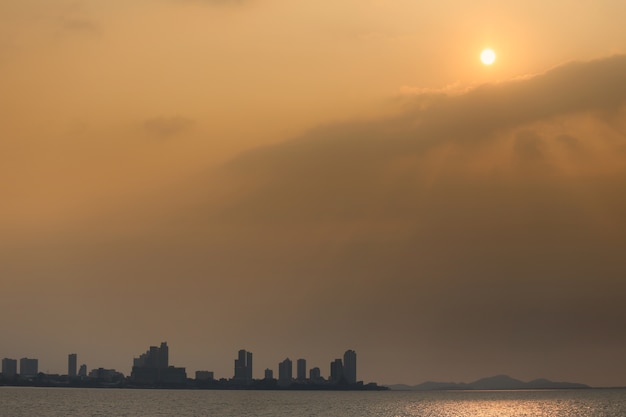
[
  {"x1": 134, "y1": 342, "x2": 168, "y2": 369},
  {"x1": 131, "y1": 342, "x2": 186, "y2": 385},
  {"x1": 343, "y1": 349, "x2": 357, "y2": 384},
  {"x1": 78, "y1": 364, "x2": 87, "y2": 377},
  {"x1": 264, "y1": 368, "x2": 274, "y2": 380},
  {"x1": 233, "y1": 349, "x2": 253, "y2": 384},
  {"x1": 2, "y1": 358, "x2": 17, "y2": 378},
  {"x1": 296, "y1": 358, "x2": 306, "y2": 381},
  {"x1": 278, "y1": 358, "x2": 292, "y2": 386},
  {"x1": 68, "y1": 353, "x2": 77, "y2": 377},
  {"x1": 330, "y1": 358, "x2": 343, "y2": 383},
  {"x1": 309, "y1": 366, "x2": 322, "y2": 382},
  {"x1": 19, "y1": 358, "x2": 38, "y2": 377}
]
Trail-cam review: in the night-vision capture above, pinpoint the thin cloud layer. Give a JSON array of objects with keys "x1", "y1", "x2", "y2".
[
  {"x1": 172, "y1": 0, "x2": 249, "y2": 5},
  {"x1": 220, "y1": 55, "x2": 626, "y2": 223},
  {"x1": 60, "y1": 17, "x2": 101, "y2": 35},
  {"x1": 143, "y1": 115, "x2": 195, "y2": 138},
  {"x1": 234, "y1": 54, "x2": 626, "y2": 163}
]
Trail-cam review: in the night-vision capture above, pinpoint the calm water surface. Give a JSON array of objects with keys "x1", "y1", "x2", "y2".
[{"x1": 1, "y1": 387, "x2": 625, "y2": 417}]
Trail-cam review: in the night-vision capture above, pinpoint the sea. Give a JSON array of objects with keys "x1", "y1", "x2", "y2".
[{"x1": 1, "y1": 387, "x2": 625, "y2": 416}]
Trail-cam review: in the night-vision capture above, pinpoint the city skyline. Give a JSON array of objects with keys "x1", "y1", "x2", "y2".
[
  {"x1": 2, "y1": 343, "x2": 599, "y2": 390},
  {"x1": 1, "y1": 343, "x2": 360, "y2": 385}
]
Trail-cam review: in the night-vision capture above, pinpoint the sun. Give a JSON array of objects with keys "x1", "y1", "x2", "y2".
[{"x1": 480, "y1": 48, "x2": 496, "y2": 65}]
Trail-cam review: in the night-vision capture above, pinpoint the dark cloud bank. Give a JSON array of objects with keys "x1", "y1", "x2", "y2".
[{"x1": 230, "y1": 54, "x2": 626, "y2": 174}]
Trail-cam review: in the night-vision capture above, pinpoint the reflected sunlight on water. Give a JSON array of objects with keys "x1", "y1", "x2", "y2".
[{"x1": 398, "y1": 390, "x2": 626, "y2": 417}]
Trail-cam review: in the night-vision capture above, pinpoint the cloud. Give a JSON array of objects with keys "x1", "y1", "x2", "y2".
[
  {"x1": 513, "y1": 130, "x2": 544, "y2": 161},
  {"x1": 61, "y1": 17, "x2": 101, "y2": 36},
  {"x1": 248, "y1": 55, "x2": 626, "y2": 153},
  {"x1": 143, "y1": 115, "x2": 195, "y2": 139},
  {"x1": 218, "y1": 55, "x2": 626, "y2": 223},
  {"x1": 172, "y1": 0, "x2": 249, "y2": 6}
]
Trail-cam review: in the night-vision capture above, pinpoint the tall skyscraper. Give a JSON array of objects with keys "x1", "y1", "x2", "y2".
[
  {"x1": 278, "y1": 358, "x2": 292, "y2": 386},
  {"x1": 68, "y1": 353, "x2": 77, "y2": 377},
  {"x1": 19, "y1": 358, "x2": 38, "y2": 377},
  {"x1": 2, "y1": 358, "x2": 17, "y2": 378},
  {"x1": 296, "y1": 358, "x2": 307, "y2": 381},
  {"x1": 133, "y1": 342, "x2": 169, "y2": 369},
  {"x1": 343, "y1": 349, "x2": 357, "y2": 384},
  {"x1": 131, "y1": 342, "x2": 186, "y2": 385},
  {"x1": 309, "y1": 367, "x2": 322, "y2": 382},
  {"x1": 233, "y1": 349, "x2": 253, "y2": 384},
  {"x1": 157, "y1": 342, "x2": 168, "y2": 369},
  {"x1": 330, "y1": 358, "x2": 343, "y2": 383},
  {"x1": 246, "y1": 350, "x2": 252, "y2": 381}
]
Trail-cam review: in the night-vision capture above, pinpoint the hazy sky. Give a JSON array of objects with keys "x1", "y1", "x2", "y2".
[{"x1": 2, "y1": 0, "x2": 626, "y2": 387}]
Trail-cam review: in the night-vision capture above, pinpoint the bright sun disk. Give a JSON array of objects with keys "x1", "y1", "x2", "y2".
[{"x1": 481, "y1": 48, "x2": 496, "y2": 65}]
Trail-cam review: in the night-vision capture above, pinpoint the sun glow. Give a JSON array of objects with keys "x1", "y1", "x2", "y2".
[{"x1": 481, "y1": 48, "x2": 496, "y2": 65}]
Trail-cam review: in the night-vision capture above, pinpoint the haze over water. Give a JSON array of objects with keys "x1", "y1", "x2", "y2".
[
  {"x1": 2, "y1": 0, "x2": 626, "y2": 388},
  {"x1": 2, "y1": 387, "x2": 626, "y2": 417}
]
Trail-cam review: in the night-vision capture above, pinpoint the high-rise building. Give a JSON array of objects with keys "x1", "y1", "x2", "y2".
[
  {"x1": 133, "y1": 342, "x2": 169, "y2": 369},
  {"x1": 330, "y1": 358, "x2": 343, "y2": 383},
  {"x1": 68, "y1": 353, "x2": 77, "y2": 377},
  {"x1": 343, "y1": 350, "x2": 357, "y2": 384},
  {"x1": 309, "y1": 367, "x2": 322, "y2": 382},
  {"x1": 78, "y1": 364, "x2": 87, "y2": 377},
  {"x1": 2, "y1": 358, "x2": 17, "y2": 378},
  {"x1": 158, "y1": 342, "x2": 169, "y2": 368},
  {"x1": 246, "y1": 350, "x2": 252, "y2": 381},
  {"x1": 296, "y1": 358, "x2": 307, "y2": 381},
  {"x1": 131, "y1": 342, "x2": 186, "y2": 385},
  {"x1": 278, "y1": 358, "x2": 292, "y2": 386},
  {"x1": 233, "y1": 349, "x2": 253, "y2": 384},
  {"x1": 19, "y1": 358, "x2": 38, "y2": 377},
  {"x1": 264, "y1": 368, "x2": 274, "y2": 380}
]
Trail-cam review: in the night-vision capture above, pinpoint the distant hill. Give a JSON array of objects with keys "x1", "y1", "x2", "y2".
[{"x1": 388, "y1": 375, "x2": 590, "y2": 391}]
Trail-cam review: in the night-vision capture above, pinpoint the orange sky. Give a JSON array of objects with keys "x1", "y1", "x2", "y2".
[{"x1": 1, "y1": 0, "x2": 626, "y2": 386}]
